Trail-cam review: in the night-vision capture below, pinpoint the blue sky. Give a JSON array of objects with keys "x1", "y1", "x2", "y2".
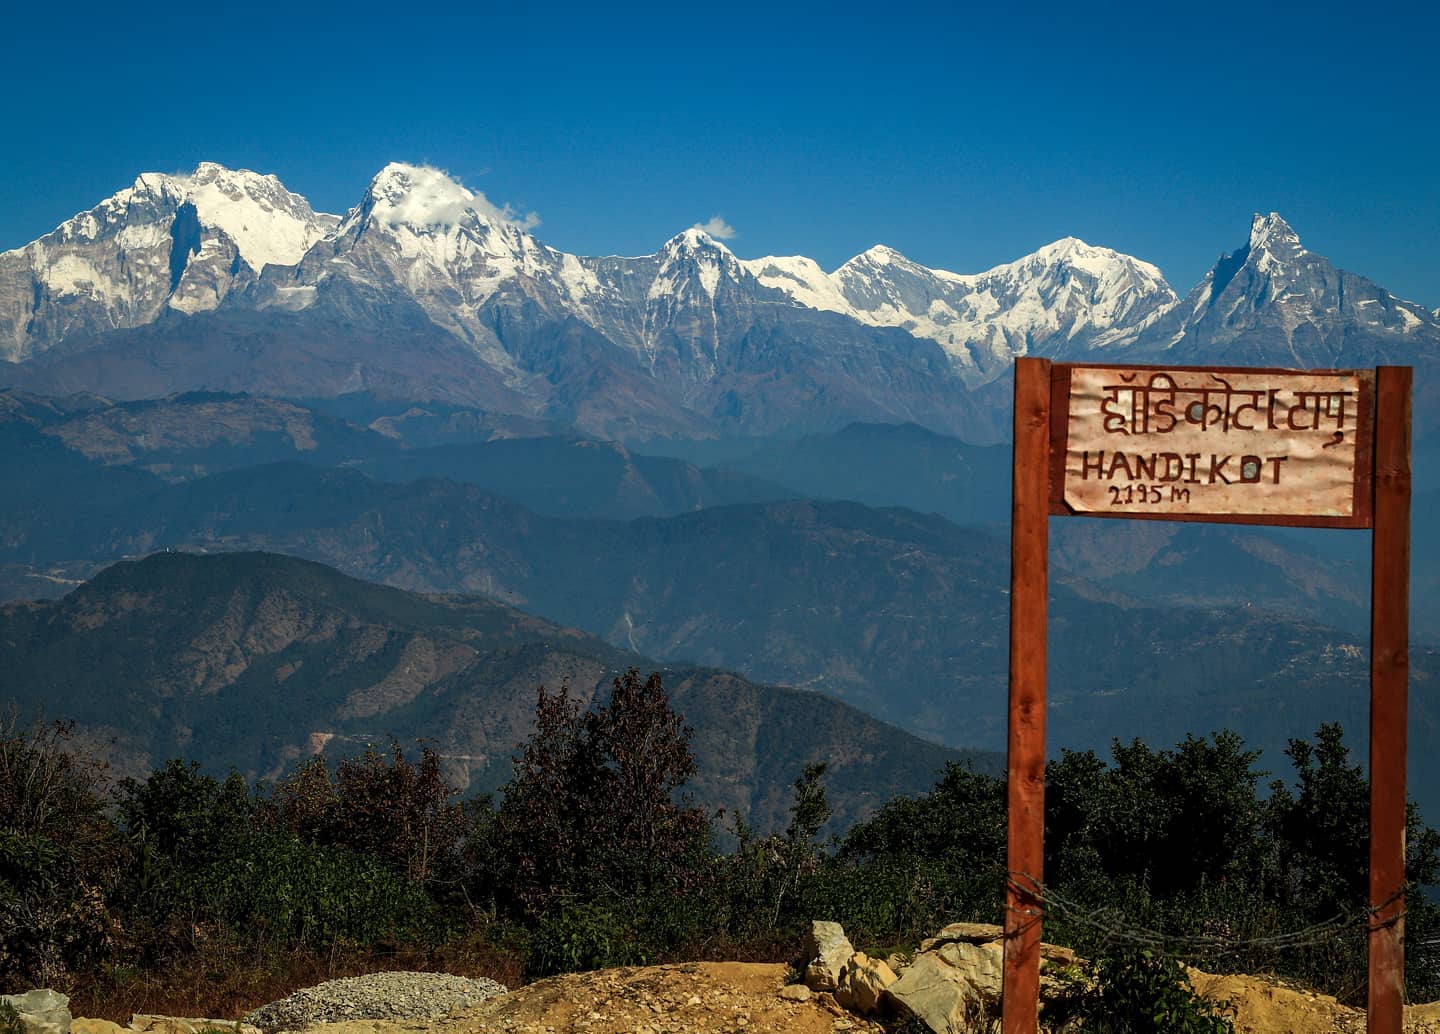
[{"x1": 3, "y1": 3, "x2": 1437, "y2": 306}]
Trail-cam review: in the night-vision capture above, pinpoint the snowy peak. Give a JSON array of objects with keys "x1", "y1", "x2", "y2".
[
  {"x1": 1249, "y1": 212, "x2": 1303, "y2": 253},
  {"x1": 0, "y1": 162, "x2": 339, "y2": 357},
  {"x1": 739, "y1": 254, "x2": 852, "y2": 314},
  {"x1": 663, "y1": 227, "x2": 734, "y2": 255},
  {"x1": 173, "y1": 162, "x2": 337, "y2": 274},
  {"x1": 360, "y1": 162, "x2": 483, "y2": 231},
  {"x1": 749, "y1": 236, "x2": 1177, "y2": 374},
  {"x1": 1146, "y1": 212, "x2": 1440, "y2": 364},
  {"x1": 350, "y1": 163, "x2": 534, "y2": 238},
  {"x1": 651, "y1": 228, "x2": 743, "y2": 302}
]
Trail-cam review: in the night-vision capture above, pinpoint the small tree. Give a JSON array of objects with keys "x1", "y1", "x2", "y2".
[
  {"x1": 772, "y1": 762, "x2": 830, "y2": 925},
  {"x1": 496, "y1": 670, "x2": 710, "y2": 913},
  {"x1": 583, "y1": 669, "x2": 709, "y2": 899},
  {"x1": 267, "y1": 741, "x2": 467, "y2": 887}
]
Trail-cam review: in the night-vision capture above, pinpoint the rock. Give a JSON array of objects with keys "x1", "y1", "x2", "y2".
[
  {"x1": 883, "y1": 942, "x2": 1004, "y2": 1033},
  {"x1": 845, "y1": 954, "x2": 898, "y2": 1014},
  {"x1": 243, "y1": 971, "x2": 505, "y2": 1032},
  {"x1": 130, "y1": 1018, "x2": 258, "y2": 1034},
  {"x1": 1040, "y1": 943, "x2": 1079, "y2": 966},
  {"x1": 71, "y1": 1021, "x2": 126, "y2": 1034},
  {"x1": 814, "y1": 992, "x2": 846, "y2": 1017},
  {"x1": 802, "y1": 921, "x2": 855, "y2": 993},
  {"x1": 918, "y1": 922, "x2": 1004, "y2": 953},
  {"x1": 0, "y1": 990, "x2": 71, "y2": 1034},
  {"x1": 777, "y1": 985, "x2": 812, "y2": 1002},
  {"x1": 833, "y1": 964, "x2": 856, "y2": 1011}
]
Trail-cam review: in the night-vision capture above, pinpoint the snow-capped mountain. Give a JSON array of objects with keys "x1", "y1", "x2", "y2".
[
  {"x1": 0, "y1": 163, "x2": 336, "y2": 360},
  {"x1": 745, "y1": 236, "x2": 1177, "y2": 384},
  {"x1": 1133, "y1": 213, "x2": 1440, "y2": 367},
  {"x1": 1, "y1": 162, "x2": 1437, "y2": 441},
  {"x1": 258, "y1": 163, "x2": 604, "y2": 373}
]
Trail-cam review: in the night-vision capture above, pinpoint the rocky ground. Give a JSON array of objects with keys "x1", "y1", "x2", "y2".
[
  {"x1": 13, "y1": 918, "x2": 1440, "y2": 1034},
  {"x1": 50, "y1": 963, "x2": 1440, "y2": 1034},
  {"x1": 241, "y1": 963, "x2": 882, "y2": 1034}
]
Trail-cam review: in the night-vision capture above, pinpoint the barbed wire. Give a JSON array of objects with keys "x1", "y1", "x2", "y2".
[{"x1": 1003, "y1": 869, "x2": 1405, "y2": 964}]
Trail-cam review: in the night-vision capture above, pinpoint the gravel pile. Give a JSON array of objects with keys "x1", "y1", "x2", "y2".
[{"x1": 244, "y1": 971, "x2": 508, "y2": 1032}]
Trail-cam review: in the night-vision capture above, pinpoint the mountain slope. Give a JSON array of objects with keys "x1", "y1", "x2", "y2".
[
  {"x1": 1129, "y1": 213, "x2": 1440, "y2": 366},
  {"x1": 0, "y1": 550, "x2": 971, "y2": 831},
  {"x1": 2, "y1": 161, "x2": 1438, "y2": 442},
  {"x1": 747, "y1": 237, "x2": 1177, "y2": 382},
  {"x1": 4, "y1": 459, "x2": 1430, "y2": 810},
  {"x1": 0, "y1": 164, "x2": 336, "y2": 360}
]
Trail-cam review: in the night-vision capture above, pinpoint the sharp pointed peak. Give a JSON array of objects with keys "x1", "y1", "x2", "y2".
[{"x1": 1249, "y1": 211, "x2": 1302, "y2": 251}]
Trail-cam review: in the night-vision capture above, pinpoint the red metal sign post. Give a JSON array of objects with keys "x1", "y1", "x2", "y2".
[{"x1": 1001, "y1": 358, "x2": 1411, "y2": 1034}]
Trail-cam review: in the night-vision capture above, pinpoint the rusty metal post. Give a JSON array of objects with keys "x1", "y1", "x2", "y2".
[
  {"x1": 1369, "y1": 365, "x2": 1411, "y2": 1034},
  {"x1": 1003, "y1": 357, "x2": 1051, "y2": 1034}
]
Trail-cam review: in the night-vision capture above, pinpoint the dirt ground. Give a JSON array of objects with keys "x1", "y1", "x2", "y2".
[
  {"x1": 86, "y1": 961, "x2": 1440, "y2": 1034},
  {"x1": 295, "y1": 962, "x2": 884, "y2": 1034},
  {"x1": 1188, "y1": 969, "x2": 1440, "y2": 1034}
]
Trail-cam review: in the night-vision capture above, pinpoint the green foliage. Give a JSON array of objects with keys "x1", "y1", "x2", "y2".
[
  {"x1": 0, "y1": 715, "x2": 111, "y2": 850},
  {"x1": 495, "y1": 670, "x2": 711, "y2": 913},
  {"x1": 842, "y1": 760, "x2": 1006, "y2": 875},
  {"x1": 1073, "y1": 947, "x2": 1234, "y2": 1033},
  {"x1": 1039, "y1": 725, "x2": 1440, "y2": 1004},
  {"x1": 1046, "y1": 731, "x2": 1268, "y2": 896},
  {"x1": 268, "y1": 741, "x2": 468, "y2": 887},
  {"x1": 0, "y1": 829, "x2": 113, "y2": 987},
  {"x1": 825, "y1": 760, "x2": 1006, "y2": 944},
  {"x1": 526, "y1": 902, "x2": 643, "y2": 978},
  {"x1": 119, "y1": 760, "x2": 255, "y2": 860},
  {"x1": 0, "y1": 1000, "x2": 22, "y2": 1034},
  {"x1": 719, "y1": 762, "x2": 834, "y2": 938},
  {"x1": 190, "y1": 830, "x2": 442, "y2": 949}
]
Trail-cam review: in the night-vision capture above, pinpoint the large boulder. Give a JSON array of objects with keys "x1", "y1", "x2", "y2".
[
  {"x1": 845, "y1": 953, "x2": 898, "y2": 1014},
  {"x1": 919, "y1": 922, "x2": 1003, "y2": 953},
  {"x1": 0, "y1": 990, "x2": 71, "y2": 1034},
  {"x1": 802, "y1": 920, "x2": 855, "y2": 993},
  {"x1": 883, "y1": 941, "x2": 1005, "y2": 1033}
]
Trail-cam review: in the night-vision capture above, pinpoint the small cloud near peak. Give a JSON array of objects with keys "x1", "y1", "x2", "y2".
[{"x1": 693, "y1": 215, "x2": 737, "y2": 240}]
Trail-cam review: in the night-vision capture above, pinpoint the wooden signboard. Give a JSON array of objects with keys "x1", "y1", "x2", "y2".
[{"x1": 1002, "y1": 359, "x2": 1410, "y2": 1034}]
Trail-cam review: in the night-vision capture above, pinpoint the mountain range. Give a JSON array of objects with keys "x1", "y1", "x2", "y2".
[
  {"x1": 3, "y1": 162, "x2": 1437, "y2": 441},
  {"x1": 2, "y1": 397, "x2": 1434, "y2": 816},
  {"x1": 0, "y1": 550, "x2": 975, "y2": 831}
]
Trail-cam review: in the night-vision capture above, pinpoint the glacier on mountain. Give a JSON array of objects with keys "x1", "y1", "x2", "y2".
[{"x1": 1, "y1": 162, "x2": 1437, "y2": 442}]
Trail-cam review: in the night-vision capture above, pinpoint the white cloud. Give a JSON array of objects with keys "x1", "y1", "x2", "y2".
[
  {"x1": 694, "y1": 215, "x2": 737, "y2": 240},
  {"x1": 379, "y1": 163, "x2": 540, "y2": 231}
]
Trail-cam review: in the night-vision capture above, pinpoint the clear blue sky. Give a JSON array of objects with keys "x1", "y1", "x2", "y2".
[{"x1": 3, "y1": 3, "x2": 1437, "y2": 306}]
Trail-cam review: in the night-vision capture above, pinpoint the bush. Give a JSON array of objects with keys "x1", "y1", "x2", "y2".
[
  {"x1": 191, "y1": 830, "x2": 445, "y2": 950},
  {"x1": 0, "y1": 829, "x2": 113, "y2": 987},
  {"x1": 1071, "y1": 946, "x2": 1234, "y2": 1033},
  {"x1": 526, "y1": 902, "x2": 643, "y2": 978}
]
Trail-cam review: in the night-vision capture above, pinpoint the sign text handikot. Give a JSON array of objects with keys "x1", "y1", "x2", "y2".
[{"x1": 1053, "y1": 365, "x2": 1373, "y2": 524}]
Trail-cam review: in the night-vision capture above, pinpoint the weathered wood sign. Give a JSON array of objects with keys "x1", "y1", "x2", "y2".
[
  {"x1": 1002, "y1": 359, "x2": 1410, "y2": 1034},
  {"x1": 1049, "y1": 365, "x2": 1374, "y2": 526}
]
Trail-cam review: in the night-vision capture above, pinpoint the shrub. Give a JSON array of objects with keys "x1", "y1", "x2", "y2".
[
  {"x1": 1073, "y1": 946, "x2": 1234, "y2": 1033},
  {"x1": 191, "y1": 830, "x2": 444, "y2": 949},
  {"x1": 526, "y1": 902, "x2": 643, "y2": 978},
  {"x1": 0, "y1": 829, "x2": 113, "y2": 987}
]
